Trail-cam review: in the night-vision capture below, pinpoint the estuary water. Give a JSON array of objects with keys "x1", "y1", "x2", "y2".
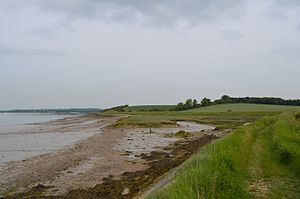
[
  {"x1": 0, "y1": 113, "x2": 99, "y2": 164},
  {"x1": 0, "y1": 113, "x2": 70, "y2": 126}
]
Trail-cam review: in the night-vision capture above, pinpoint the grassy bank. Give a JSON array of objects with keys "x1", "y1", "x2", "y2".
[
  {"x1": 188, "y1": 103, "x2": 300, "y2": 113},
  {"x1": 103, "y1": 103, "x2": 300, "y2": 129},
  {"x1": 109, "y1": 113, "x2": 266, "y2": 130},
  {"x1": 147, "y1": 113, "x2": 300, "y2": 199}
]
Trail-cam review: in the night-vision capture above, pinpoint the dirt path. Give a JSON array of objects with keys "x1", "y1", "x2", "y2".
[
  {"x1": 0, "y1": 116, "x2": 216, "y2": 198},
  {"x1": 247, "y1": 125, "x2": 300, "y2": 199},
  {"x1": 248, "y1": 132, "x2": 270, "y2": 198}
]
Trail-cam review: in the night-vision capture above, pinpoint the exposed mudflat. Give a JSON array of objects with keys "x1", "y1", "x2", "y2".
[
  {"x1": 0, "y1": 115, "x2": 217, "y2": 198},
  {"x1": 0, "y1": 115, "x2": 104, "y2": 164}
]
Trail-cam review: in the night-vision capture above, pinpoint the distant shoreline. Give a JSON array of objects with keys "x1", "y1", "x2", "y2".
[{"x1": 0, "y1": 108, "x2": 102, "y2": 114}]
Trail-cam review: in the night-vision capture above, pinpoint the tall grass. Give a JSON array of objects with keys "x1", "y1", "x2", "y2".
[{"x1": 147, "y1": 113, "x2": 300, "y2": 199}]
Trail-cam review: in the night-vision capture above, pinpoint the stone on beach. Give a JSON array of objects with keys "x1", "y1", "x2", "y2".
[{"x1": 121, "y1": 188, "x2": 130, "y2": 195}]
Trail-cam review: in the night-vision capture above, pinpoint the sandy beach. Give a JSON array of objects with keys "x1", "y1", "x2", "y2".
[{"x1": 0, "y1": 114, "x2": 216, "y2": 198}]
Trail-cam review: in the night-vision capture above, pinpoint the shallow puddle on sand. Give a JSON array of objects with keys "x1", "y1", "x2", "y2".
[{"x1": 115, "y1": 121, "x2": 215, "y2": 159}]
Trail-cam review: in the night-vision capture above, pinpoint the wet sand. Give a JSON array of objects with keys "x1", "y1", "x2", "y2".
[
  {"x1": 0, "y1": 115, "x2": 216, "y2": 198},
  {"x1": 0, "y1": 115, "x2": 104, "y2": 164}
]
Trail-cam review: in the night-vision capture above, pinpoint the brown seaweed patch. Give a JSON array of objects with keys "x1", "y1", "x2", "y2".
[{"x1": 60, "y1": 134, "x2": 216, "y2": 199}]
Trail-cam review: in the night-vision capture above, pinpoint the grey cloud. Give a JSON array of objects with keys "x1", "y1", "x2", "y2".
[
  {"x1": 1, "y1": 0, "x2": 300, "y2": 109},
  {"x1": 220, "y1": 29, "x2": 243, "y2": 40},
  {"x1": 273, "y1": 0, "x2": 300, "y2": 7},
  {"x1": 0, "y1": 45, "x2": 64, "y2": 56},
  {"x1": 266, "y1": 0, "x2": 300, "y2": 21},
  {"x1": 28, "y1": 0, "x2": 247, "y2": 26},
  {"x1": 30, "y1": 19, "x2": 74, "y2": 40},
  {"x1": 273, "y1": 43, "x2": 300, "y2": 56}
]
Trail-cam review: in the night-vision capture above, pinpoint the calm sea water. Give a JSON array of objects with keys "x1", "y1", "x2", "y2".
[
  {"x1": 0, "y1": 113, "x2": 98, "y2": 164},
  {"x1": 0, "y1": 113, "x2": 69, "y2": 126}
]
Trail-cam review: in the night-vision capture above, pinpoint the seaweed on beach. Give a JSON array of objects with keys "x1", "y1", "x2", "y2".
[
  {"x1": 59, "y1": 134, "x2": 217, "y2": 199},
  {"x1": 8, "y1": 134, "x2": 217, "y2": 199}
]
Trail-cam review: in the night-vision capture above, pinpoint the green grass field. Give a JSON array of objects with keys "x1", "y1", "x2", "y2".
[
  {"x1": 101, "y1": 103, "x2": 300, "y2": 198},
  {"x1": 105, "y1": 103, "x2": 300, "y2": 129},
  {"x1": 147, "y1": 113, "x2": 300, "y2": 199},
  {"x1": 187, "y1": 103, "x2": 300, "y2": 113}
]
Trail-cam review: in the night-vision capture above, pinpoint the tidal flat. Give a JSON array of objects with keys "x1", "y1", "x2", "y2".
[
  {"x1": 0, "y1": 114, "x2": 217, "y2": 198},
  {"x1": 0, "y1": 114, "x2": 104, "y2": 164}
]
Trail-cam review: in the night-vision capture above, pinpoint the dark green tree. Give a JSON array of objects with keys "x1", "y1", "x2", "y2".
[
  {"x1": 193, "y1": 99, "x2": 198, "y2": 108},
  {"x1": 176, "y1": 102, "x2": 184, "y2": 111},
  {"x1": 201, "y1": 97, "x2": 211, "y2": 107},
  {"x1": 221, "y1": 95, "x2": 231, "y2": 101},
  {"x1": 185, "y1": 99, "x2": 193, "y2": 109}
]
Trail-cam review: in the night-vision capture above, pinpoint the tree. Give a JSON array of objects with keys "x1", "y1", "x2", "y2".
[
  {"x1": 221, "y1": 95, "x2": 231, "y2": 101},
  {"x1": 201, "y1": 97, "x2": 211, "y2": 107},
  {"x1": 193, "y1": 99, "x2": 198, "y2": 108},
  {"x1": 176, "y1": 102, "x2": 184, "y2": 111},
  {"x1": 185, "y1": 99, "x2": 193, "y2": 109}
]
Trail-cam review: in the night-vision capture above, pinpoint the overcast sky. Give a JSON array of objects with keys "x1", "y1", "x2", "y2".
[{"x1": 1, "y1": 0, "x2": 300, "y2": 109}]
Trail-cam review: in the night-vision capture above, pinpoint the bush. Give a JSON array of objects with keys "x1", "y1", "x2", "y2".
[
  {"x1": 295, "y1": 113, "x2": 300, "y2": 120},
  {"x1": 278, "y1": 148, "x2": 293, "y2": 165}
]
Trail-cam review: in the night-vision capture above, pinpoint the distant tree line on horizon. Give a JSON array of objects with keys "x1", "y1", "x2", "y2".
[
  {"x1": 173, "y1": 98, "x2": 211, "y2": 111},
  {"x1": 174, "y1": 95, "x2": 300, "y2": 111}
]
